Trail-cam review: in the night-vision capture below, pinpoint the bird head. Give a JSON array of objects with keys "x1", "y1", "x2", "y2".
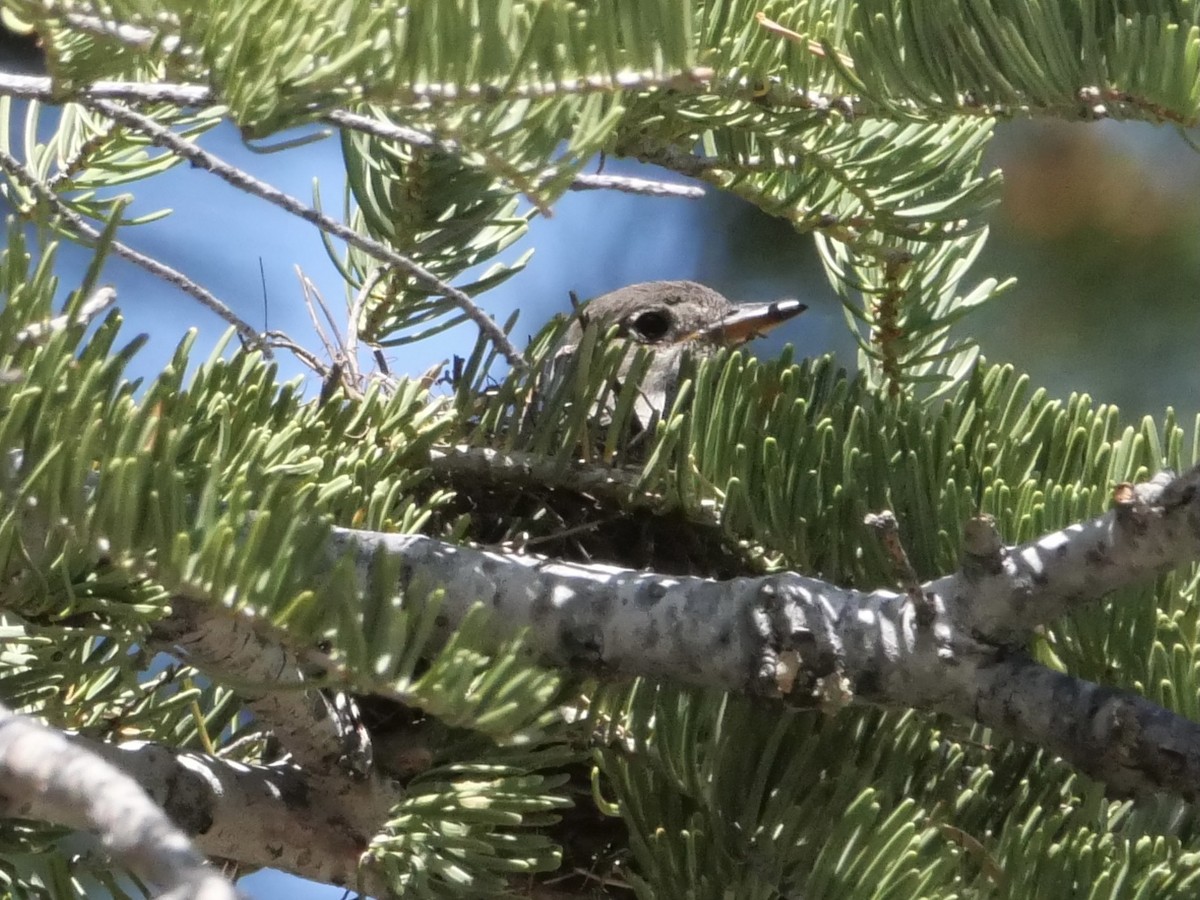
[
  {"x1": 547, "y1": 280, "x2": 807, "y2": 436},
  {"x1": 566, "y1": 280, "x2": 806, "y2": 350}
]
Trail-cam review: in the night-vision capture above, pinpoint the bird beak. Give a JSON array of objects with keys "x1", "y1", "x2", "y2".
[{"x1": 693, "y1": 298, "x2": 807, "y2": 346}]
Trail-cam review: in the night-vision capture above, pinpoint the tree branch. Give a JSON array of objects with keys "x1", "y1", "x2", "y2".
[
  {"x1": 149, "y1": 593, "x2": 401, "y2": 822},
  {"x1": 0, "y1": 73, "x2": 209, "y2": 104},
  {"x1": 78, "y1": 97, "x2": 529, "y2": 372},
  {"x1": 320, "y1": 463, "x2": 1200, "y2": 798},
  {"x1": 0, "y1": 147, "x2": 266, "y2": 351},
  {"x1": 0, "y1": 703, "x2": 241, "y2": 899},
  {"x1": 324, "y1": 108, "x2": 704, "y2": 199},
  {"x1": 77, "y1": 733, "x2": 388, "y2": 895},
  {"x1": 974, "y1": 654, "x2": 1200, "y2": 799},
  {"x1": 0, "y1": 75, "x2": 706, "y2": 202},
  {"x1": 150, "y1": 593, "x2": 367, "y2": 774}
]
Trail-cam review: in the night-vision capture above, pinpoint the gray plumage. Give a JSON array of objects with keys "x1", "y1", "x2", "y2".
[
  {"x1": 565, "y1": 280, "x2": 738, "y2": 347},
  {"x1": 557, "y1": 280, "x2": 806, "y2": 428}
]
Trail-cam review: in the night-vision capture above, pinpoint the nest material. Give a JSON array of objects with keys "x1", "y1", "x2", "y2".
[{"x1": 430, "y1": 478, "x2": 760, "y2": 580}]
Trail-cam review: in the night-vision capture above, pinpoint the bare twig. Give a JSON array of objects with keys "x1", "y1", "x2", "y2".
[
  {"x1": 297, "y1": 270, "x2": 346, "y2": 367},
  {"x1": 294, "y1": 269, "x2": 374, "y2": 396},
  {"x1": 345, "y1": 265, "x2": 390, "y2": 381},
  {"x1": 83, "y1": 98, "x2": 528, "y2": 371},
  {"x1": 263, "y1": 330, "x2": 328, "y2": 376},
  {"x1": 864, "y1": 509, "x2": 936, "y2": 626},
  {"x1": 0, "y1": 146, "x2": 266, "y2": 351}
]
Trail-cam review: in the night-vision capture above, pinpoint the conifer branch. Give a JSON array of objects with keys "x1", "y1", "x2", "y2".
[
  {"x1": 318, "y1": 463, "x2": 1200, "y2": 799},
  {"x1": 80, "y1": 97, "x2": 529, "y2": 372},
  {"x1": 325, "y1": 108, "x2": 705, "y2": 199},
  {"x1": 0, "y1": 146, "x2": 266, "y2": 351},
  {"x1": 4, "y1": 34, "x2": 1200, "y2": 130},
  {"x1": 7, "y1": 4, "x2": 1200, "y2": 893},
  {"x1": 0, "y1": 76, "x2": 705, "y2": 201}
]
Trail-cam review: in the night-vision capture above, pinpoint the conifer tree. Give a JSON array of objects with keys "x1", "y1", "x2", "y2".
[{"x1": 2, "y1": 2, "x2": 1200, "y2": 897}]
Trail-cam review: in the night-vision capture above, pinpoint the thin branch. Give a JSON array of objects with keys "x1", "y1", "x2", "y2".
[
  {"x1": 0, "y1": 703, "x2": 241, "y2": 899},
  {"x1": 15, "y1": 285, "x2": 117, "y2": 343},
  {"x1": 59, "y1": 10, "x2": 173, "y2": 50},
  {"x1": 323, "y1": 107, "x2": 705, "y2": 199},
  {"x1": 263, "y1": 330, "x2": 327, "y2": 376},
  {"x1": 0, "y1": 72, "x2": 212, "y2": 105},
  {"x1": 83, "y1": 98, "x2": 528, "y2": 371},
  {"x1": 390, "y1": 67, "x2": 718, "y2": 104},
  {"x1": 567, "y1": 172, "x2": 704, "y2": 198},
  {"x1": 318, "y1": 463, "x2": 1200, "y2": 799},
  {"x1": 297, "y1": 269, "x2": 347, "y2": 368},
  {"x1": 14, "y1": 1, "x2": 186, "y2": 57},
  {"x1": 2, "y1": 70, "x2": 1194, "y2": 128},
  {"x1": 0, "y1": 146, "x2": 266, "y2": 351},
  {"x1": 617, "y1": 142, "x2": 723, "y2": 179},
  {"x1": 45, "y1": 116, "x2": 122, "y2": 193},
  {"x1": 2, "y1": 76, "x2": 703, "y2": 200}
]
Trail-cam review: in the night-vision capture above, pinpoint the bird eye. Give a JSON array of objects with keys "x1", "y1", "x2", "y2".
[{"x1": 630, "y1": 309, "x2": 672, "y2": 342}]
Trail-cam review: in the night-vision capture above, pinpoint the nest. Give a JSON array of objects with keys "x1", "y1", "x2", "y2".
[{"x1": 428, "y1": 476, "x2": 760, "y2": 580}]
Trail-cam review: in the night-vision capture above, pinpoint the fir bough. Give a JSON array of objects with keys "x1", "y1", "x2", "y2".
[{"x1": 2, "y1": 1, "x2": 1200, "y2": 897}]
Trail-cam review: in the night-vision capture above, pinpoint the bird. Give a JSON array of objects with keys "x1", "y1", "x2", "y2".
[{"x1": 555, "y1": 280, "x2": 807, "y2": 429}]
